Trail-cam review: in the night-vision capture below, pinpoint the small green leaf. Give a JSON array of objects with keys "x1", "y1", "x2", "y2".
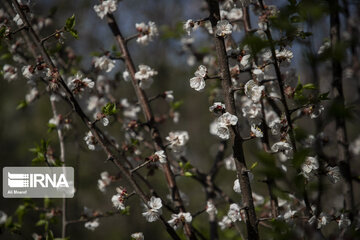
[
  {"x1": 36, "y1": 219, "x2": 48, "y2": 227},
  {"x1": 44, "y1": 198, "x2": 51, "y2": 208},
  {"x1": 69, "y1": 29, "x2": 79, "y2": 39},
  {"x1": 250, "y1": 162, "x2": 258, "y2": 170},
  {"x1": 184, "y1": 172, "x2": 193, "y2": 177},
  {"x1": 170, "y1": 100, "x2": 183, "y2": 110},
  {"x1": 46, "y1": 230, "x2": 54, "y2": 240},
  {"x1": 102, "y1": 102, "x2": 117, "y2": 116},
  {"x1": 16, "y1": 100, "x2": 27, "y2": 110},
  {"x1": 65, "y1": 14, "x2": 76, "y2": 31},
  {"x1": 120, "y1": 206, "x2": 130, "y2": 215},
  {"x1": 48, "y1": 123, "x2": 57, "y2": 133},
  {"x1": 303, "y1": 83, "x2": 316, "y2": 90}
]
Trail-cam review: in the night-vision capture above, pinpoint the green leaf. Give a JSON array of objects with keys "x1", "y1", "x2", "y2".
[
  {"x1": 46, "y1": 230, "x2": 54, "y2": 240},
  {"x1": 65, "y1": 14, "x2": 76, "y2": 31},
  {"x1": 15, "y1": 205, "x2": 26, "y2": 223},
  {"x1": 250, "y1": 162, "x2": 258, "y2": 170},
  {"x1": 48, "y1": 123, "x2": 57, "y2": 133},
  {"x1": 69, "y1": 29, "x2": 79, "y2": 39},
  {"x1": 4, "y1": 216, "x2": 13, "y2": 227},
  {"x1": 184, "y1": 171, "x2": 194, "y2": 177},
  {"x1": 64, "y1": 14, "x2": 79, "y2": 39},
  {"x1": 302, "y1": 83, "x2": 316, "y2": 90},
  {"x1": 36, "y1": 219, "x2": 48, "y2": 227},
  {"x1": 170, "y1": 100, "x2": 183, "y2": 110},
  {"x1": 102, "y1": 102, "x2": 117, "y2": 116},
  {"x1": 44, "y1": 198, "x2": 51, "y2": 208},
  {"x1": 1, "y1": 53, "x2": 12, "y2": 60},
  {"x1": 16, "y1": 100, "x2": 27, "y2": 110},
  {"x1": 120, "y1": 206, "x2": 130, "y2": 215}
]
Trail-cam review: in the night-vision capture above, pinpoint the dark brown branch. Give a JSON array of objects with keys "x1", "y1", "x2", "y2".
[
  {"x1": 205, "y1": 1, "x2": 259, "y2": 239},
  {"x1": 328, "y1": 0, "x2": 355, "y2": 214},
  {"x1": 105, "y1": 12, "x2": 196, "y2": 240}
]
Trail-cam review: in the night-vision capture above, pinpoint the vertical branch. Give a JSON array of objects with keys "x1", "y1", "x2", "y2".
[
  {"x1": 328, "y1": 0, "x2": 355, "y2": 214},
  {"x1": 49, "y1": 100, "x2": 67, "y2": 238},
  {"x1": 104, "y1": 13, "x2": 196, "y2": 239},
  {"x1": 206, "y1": 1, "x2": 259, "y2": 239},
  {"x1": 258, "y1": 0, "x2": 297, "y2": 152}
]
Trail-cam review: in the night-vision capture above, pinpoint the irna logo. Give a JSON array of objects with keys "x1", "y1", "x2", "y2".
[
  {"x1": 8, "y1": 172, "x2": 69, "y2": 188},
  {"x1": 3, "y1": 167, "x2": 74, "y2": 198}
]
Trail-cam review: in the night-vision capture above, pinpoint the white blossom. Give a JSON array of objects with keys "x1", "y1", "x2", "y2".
[
  {"x1": 218, "y1": 216, "x2": 232, "y2": 230},
  {"x1": 227, "y1": 203, "x2": 241, "y2": 222},
  {"x1": 227, "y1": 8, "x2": 243, "y2": 21},
  {"x1": 216, "y1": 20, "x2": 232, "y2": 37},
  {"x1": 218, "y1": 112, "x2": 238, "y2": 126},
  {"x1": 209, "y1": 102, "x2": 225, "y2": 113},
  {"x1": 111, "y1": 193, "x2": 125, "y2": 210},
  {"x1": 213, "y1": 112, "x2": 238, "y2": 139},
  {"x1": 25, "y1": 88, "x2": 39, "y2": 103},
  {"x1": 13, "y1": 14, "x2": 23, "y2": 26},
  {"x1": 233, "y1": 179, "x2": 241, "y2": 193},
  {"x1": 120, "y1": 98, "x2": 141, "y2": 120},
  {"x1": 84, "y1": 219, "x2": 100, "y2": 231},
  {"x1": 326, "y1": 166, "x2": 341, "y2": 183},
  {"x1": 350, "y1": 136, "x2": 360, "y2": 155},
  {"x1": 168, "y1": 212, "x2": 192, "y2": 230},
  {"x1": 184, "y1": 19, "x2": 198, "y2": 35},
  {"x1": 206, "y1": 201, "x2": 218, "y2": 218},
  {"x1": 276, "y1": 49, "x2": 293, "y2": 65},
  {"x1": 84, "y1": 131, "x2": 96, "y2": 150},
  {"x1": 93, "y1": 0, "x2": 117, "y2": 19},
  {"x1": 102, "y1": 117, "x2": 109, "y2": 126},
  {"x1": 308, "y1": 213, "x2": 329, "y2": 229},
  {"x1": 317, "y1": 40, "x2": 330, "y2": 55},
  {"x1": 166, "y1": 131, "x2": 189, "y2": 153},
  {"x1": 3, "y1": 64, "x2": 18, "y2": 82},
  {"x1": 135, "y1": 65, "x2": 157, "y2": 89},
  {"x1": 0, "y1": 211, "x2": 7, "y2": 225},
  {"x1": 94, "y1": 56, "x2": 116, "y2": 72},
  {"x1": 283, "y1": 209, "x2": 296, "y2": 222},
  {"x1": 224, "y1": 155, "x2": 236, "y2": 171},
  {"x1": 164, "y1": 90, "x2": 174, "y2": 102},
  {"x1": 154, "y1": 150, "x2": 167, "y2": 163},
  {"x1": 301, "y1": 156, "x2": 319, "y2": 179},
  {"x1": 271, "y1": 141, "x2": 293, "y2": 159},
  {"x1": 240, "y1": 54, "x2": 251, "y2": 70},
  {"x1": 136, "y1": 21, "x2": 159, "y2": 45},
  {"x1": 97, "y1": 171, "x2": 111, "y2": 192},
  {"x1": 242, "y1": 100, "x2": 262, "y2": 125},
  {"x1": 131, "y1": 232, "x2": 144, "y2": 240},
  {"x1": 190, "y1": 65, "x2": 207, "y2": 91},
  {"x1": 338, "y1": 214, "x2": 351, "y2": 229},
  {"x1": 123, "y1": 70, "x2": 131, "y2": 82},
  {"x1": 142, "y1": 197, "x2": 162, "y2": 222},
  {"x1": 22, "y1": 65, "x2": 36, "y2": 80},
  {"x1": 251, "y1": 124, "x2": 263, "y2": 138},
  {"x1": 310, "y1": 105, "x2": 324, "y2": 119},
  {"x1": 253, "y1": 68, "x2": 264, "y2": 82},
  {"x1": 68, "y1": 73, "x2": 94, "y2": 93},
  {"x1": 245, "y1": 80, "x2": 264, "y2": 102}
]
